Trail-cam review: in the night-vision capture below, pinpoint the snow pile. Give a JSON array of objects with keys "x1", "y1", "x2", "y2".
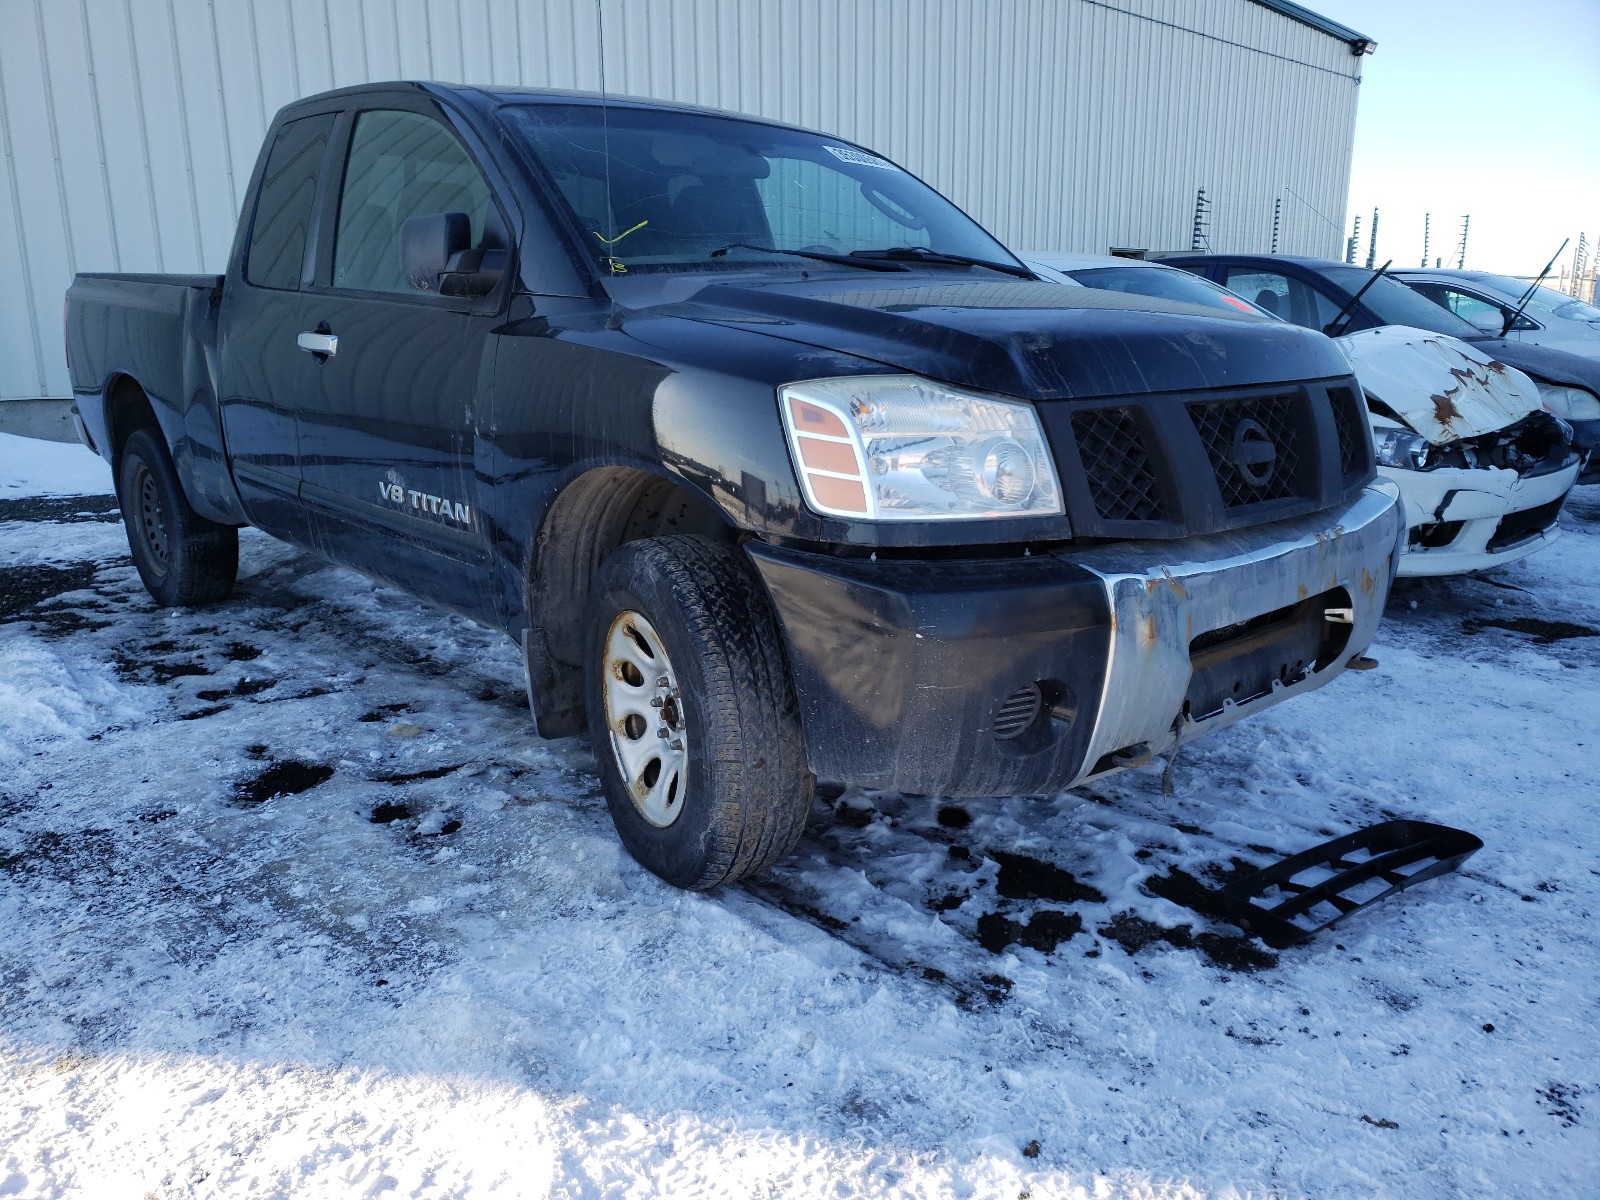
[
  {"x1": 0, "y1": 430, "x2": 112, "y2": 497},
  {"x1": 1, "y1": 437, "x2": 1596, "y2": 1197}
]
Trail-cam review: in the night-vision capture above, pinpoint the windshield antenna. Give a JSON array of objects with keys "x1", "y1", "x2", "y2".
[
  {"x1": 1501, "y1": 238, "x2": 1569, "y2": 337},
  {"x1": 595, "y1": 0, "x2": 622, "y2": 286},
  {"x1": 1324, "y1": 259, "x2": 1392, "y2": 338}
]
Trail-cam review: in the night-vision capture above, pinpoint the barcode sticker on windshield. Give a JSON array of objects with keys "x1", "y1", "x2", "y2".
[{"x1": 825, "y1": 145, "x2": 896, "y2": 170}]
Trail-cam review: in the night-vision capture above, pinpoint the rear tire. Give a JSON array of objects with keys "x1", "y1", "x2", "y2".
[
  {"x1": 584, "y1": 535, "x2": 813, "y2": 889},
  {"x1": 117, "y1": 427, "x2": 238, "y2": 606}
]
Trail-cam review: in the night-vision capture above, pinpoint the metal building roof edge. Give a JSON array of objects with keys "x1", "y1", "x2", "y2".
[{"x1": 1247, "y1": 0, "x2": 1377, "y2": 54}]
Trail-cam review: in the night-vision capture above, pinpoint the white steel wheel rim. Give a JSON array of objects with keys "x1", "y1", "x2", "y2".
[{"x1": 602, "y1": 610, "x2": 689, "y2": 828}]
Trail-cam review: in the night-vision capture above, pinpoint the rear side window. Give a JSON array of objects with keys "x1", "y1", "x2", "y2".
[
  {"x1": 246, "y1": 114, "x2": 335, "y2": 290},
  {"x1": 1224, "y1": 268, "x2": 1341, "y2": 330},
  {"x1": 333, "y1": 109, "x2": 493, "y2": 294}
]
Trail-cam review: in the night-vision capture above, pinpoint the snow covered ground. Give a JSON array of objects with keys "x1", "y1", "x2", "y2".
[{"x1": 1, "y1": 432, "x2": 1596, "y2": 1198}]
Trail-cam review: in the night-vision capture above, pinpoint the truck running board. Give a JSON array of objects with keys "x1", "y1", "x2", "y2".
[{"x1": 1222, "y1": 820, "x2": 1483, "y2": 949}]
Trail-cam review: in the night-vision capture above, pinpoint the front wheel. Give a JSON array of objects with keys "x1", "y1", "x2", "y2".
[
  {"x1": 117, "y1": 427, "x2": 238, "y2": 606},
  {"x1": 584, "y1": 535, "x2": 813, "y2": 889}
]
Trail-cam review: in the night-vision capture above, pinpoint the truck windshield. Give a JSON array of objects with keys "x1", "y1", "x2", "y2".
[
  {"x1": 1321, "y1": 266, "x2": 1483, "y2": 338},
  {"x1": 498, "y1": 103, "x2": 1022, "y2": 276}
]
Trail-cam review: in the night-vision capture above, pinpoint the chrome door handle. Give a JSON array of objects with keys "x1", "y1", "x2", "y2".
[{"x1": 296, "y1": 330, "x2": 339, "y2": 357}]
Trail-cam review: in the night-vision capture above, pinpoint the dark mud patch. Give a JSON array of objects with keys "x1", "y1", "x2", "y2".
[
  {"x1": 222, "y1": 642, "x2": 263, "y2": 661},
  {"x1": 196, "y1": 677, "x2": 277, "y2": 702},
  {"x1": 370, "y1": 801, "x2": 415, "y2": 825},
  {"x1": 0, "y1": 562, "x2": 99, "y2": 619},
  {"x1": 976, "y1": 908, "x2": 1083, "y2": 954},
  {"x1": 0, "y1": 495, "x2": 120, "y2": 524},
  {"x1": 1139, "y1": 864, "x2": 1235, "y2": 921},
  {"x1": 178, "y1": 704, "x2": 232, "y2": 721},
  {"x1": 1537, "y1": 1082, "x2": 1582, "y2": 1127},
  {"x1": 1462, "y1": 616, "x2": 1600, "y2": 644},
  {"x1": 832, "y1": 800, "x2": 876, "y2": 828},
  {"x1": 937, "y1": 805, "x2": 972, "y2": 829},
  {"x1": 1098, "y1": 911, "x2": 1277, "y2": 972},
  {"x1": 114, "y1": 648, "x2": 212, "y2": 685},
  {"x1": 371, "y1": 763, "x2": 464, "y2": 785},
  {"x1": 991, "y1": 850, "x2": 1105, "y2": 904},
  {"x1": 358, "y1": 703, "x2": 414, "y2": 723},
  {"x1": 233, "y1": 760, "x2": 335, "y2": 807},
  {"x1": 0, "y1": 827, "x2": 118, "y2": 881}
]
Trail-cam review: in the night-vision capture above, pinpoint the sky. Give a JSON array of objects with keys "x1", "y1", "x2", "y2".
[{"x1": 1316, "y1": 0, "x2": 1600, "y2": 280}]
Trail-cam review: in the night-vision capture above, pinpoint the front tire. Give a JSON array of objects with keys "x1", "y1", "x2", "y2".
[
  {"x1": 584, "y1": 535, "x2": 813, "y2": 889},
  {"x1": 117, "y1": 427, "x2": 238, "y2": 606}
]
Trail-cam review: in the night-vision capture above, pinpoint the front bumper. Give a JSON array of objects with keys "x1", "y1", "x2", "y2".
[
  {"x1": 1388, "y1": 458, "x2": 1579, "y2": 577},
  {"x1": 1570, "y1": 417, "x2": 1600, "y2": 484},
  {"x1": 747, "y1": 484, "x2": 1402, "y2": 797}
]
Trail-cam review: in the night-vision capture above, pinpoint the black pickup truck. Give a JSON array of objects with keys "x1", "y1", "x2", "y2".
[{"x1": 66, "y1": 82, "x2": 1403, "y2": 889}]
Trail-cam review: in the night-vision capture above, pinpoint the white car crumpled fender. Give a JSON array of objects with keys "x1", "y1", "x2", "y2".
[{"x1": 1334, "y1": 326, "x2": 1580, "y2": 577}]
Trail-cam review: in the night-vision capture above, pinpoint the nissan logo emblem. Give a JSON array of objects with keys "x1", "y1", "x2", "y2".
[{"x1": 1230, "y1": 418, "x2": 1277, "y2": 486}]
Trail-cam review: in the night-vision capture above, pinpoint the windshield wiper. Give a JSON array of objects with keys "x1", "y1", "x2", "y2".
[
  {"x1": 1323, "y1": 259, "x2": 1392, "y2": 337},
  {"x1": 847, "y1": 246, "x2": 1036, "y2": 279},
  {"x1": 1501, "y1": 238, "x2": 1568, "y2": 336},
  {"x1": 709, "y1": 243, "x2": 906, "y2": 272}
]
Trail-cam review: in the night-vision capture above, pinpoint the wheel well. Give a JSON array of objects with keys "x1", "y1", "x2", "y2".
[
  {"x1": 523, "y1": 467, "x2": 736, "y2": 736},
  {"x1": 105, "y1": 375, "x2": 160, "y2": 469}
]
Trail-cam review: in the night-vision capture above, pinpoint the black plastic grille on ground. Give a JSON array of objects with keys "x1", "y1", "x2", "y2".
[
  {"x1": 1221, "y1": 820, "x2": 1483, "y2": 948},
  {"x1": 1188, "y1": 393, "x2": 1304, "y2": 507},
  {"x1": 1070, "y1": 407, "x2": 1165, "y2": 521},
  {"x1": 1329, "y1": 385, "x2": 1370, "y2": 482},
  {"x1": 1487, "y1": 495, "x2": 1565, "y2": 552},
  {"x1": 992, "y1": 683, "x2": 1043, "y2": 740}
]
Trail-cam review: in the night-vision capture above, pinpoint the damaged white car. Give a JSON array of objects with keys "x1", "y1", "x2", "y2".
[
  {"x1": 1025, "y1": 253, "x2": 1583, "y2": 577},
  {"x1": 1337, "y1": 329, "x2": 1581, "y2": 576}
]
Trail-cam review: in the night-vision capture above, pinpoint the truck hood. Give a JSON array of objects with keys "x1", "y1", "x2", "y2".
[
  {"x1": 625, "y1": 274, "x2": 1352, "y2": 400},
  {"x1": 1334, "y1": 326, "x2": 1542, "y2": 444}
]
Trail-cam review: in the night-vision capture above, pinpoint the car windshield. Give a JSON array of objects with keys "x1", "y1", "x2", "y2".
[
  {"x1": 1322, "y1": 266, "x2": 1482, "y2": 337},
  {"x1": 1068, "y1": 265, "x2": 1265, "y2": 315},
  {"x1": 1476, "y1": 275, "x2": 1600, "y2": 323},
  {"x1": 498, "y1": 103, "x2": 1020, "y2": 275}
]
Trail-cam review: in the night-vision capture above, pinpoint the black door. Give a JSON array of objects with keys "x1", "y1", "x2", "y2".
[
  {"x1": 295, "y1": 105, "x2": 510, "y2": 621},
  {"x1": 216, "y1": 111, "x2": 336, "y2": 541}
]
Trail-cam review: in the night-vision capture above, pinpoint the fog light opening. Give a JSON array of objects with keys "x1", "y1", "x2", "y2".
[{"x1": 993, "y1": 679, "x2": 1076, "y2": 755}]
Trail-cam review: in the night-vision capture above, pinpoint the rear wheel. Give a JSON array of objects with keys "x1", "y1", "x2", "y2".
[
  {"x1": 584, "y1": 535, "x2": 813, "y2": 889},
  {"x1": 117, "y1": 427, "x2": 238, "y2": 606}
]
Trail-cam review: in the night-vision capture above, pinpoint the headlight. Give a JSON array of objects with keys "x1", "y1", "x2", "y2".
[
  {"x1": 780, "y1": 375, "x2": 1063, "y2": 521},
  {"x1": 1536, "y1": 382, "x2": 1600, "y2": 421},
  {"x1": 1372, "y1": 427, "x2": 1432, "y2": 471}
]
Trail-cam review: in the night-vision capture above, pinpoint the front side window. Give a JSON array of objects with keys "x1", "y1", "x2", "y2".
[
  {"x1": 246, "y1": 113, "x2": 335, "y2": 290},
  {"x1": 498, "y1": 103, "x2": 1017, "y2": 275},
  {"x1": 1413, "y1": 282, "x2": 1509, "y2": 326},
  {"x1": 333, "y1": 109, "x2": 494, "y2": 294}
]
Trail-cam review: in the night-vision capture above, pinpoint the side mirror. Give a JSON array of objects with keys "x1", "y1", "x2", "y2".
[
  {"x1": 1466, "y1": 308, "x2": 1506, "y2": 335},
  {"x1": 400, "y1": 212, "x2": 502, "y2": 298}
]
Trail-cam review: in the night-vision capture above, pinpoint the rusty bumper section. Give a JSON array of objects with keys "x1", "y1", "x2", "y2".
[
  {"x1": 748, "y1": 484, "x2": 1402, "y2": 797},
  {"x1": 1068, "y1": 482, "x2": 1401, "y2": 783}
]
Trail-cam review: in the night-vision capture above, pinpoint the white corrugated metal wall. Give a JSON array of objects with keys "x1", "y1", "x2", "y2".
[{"x1": 0, "y1": 0, "x2": 1365, "y2": 400}]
